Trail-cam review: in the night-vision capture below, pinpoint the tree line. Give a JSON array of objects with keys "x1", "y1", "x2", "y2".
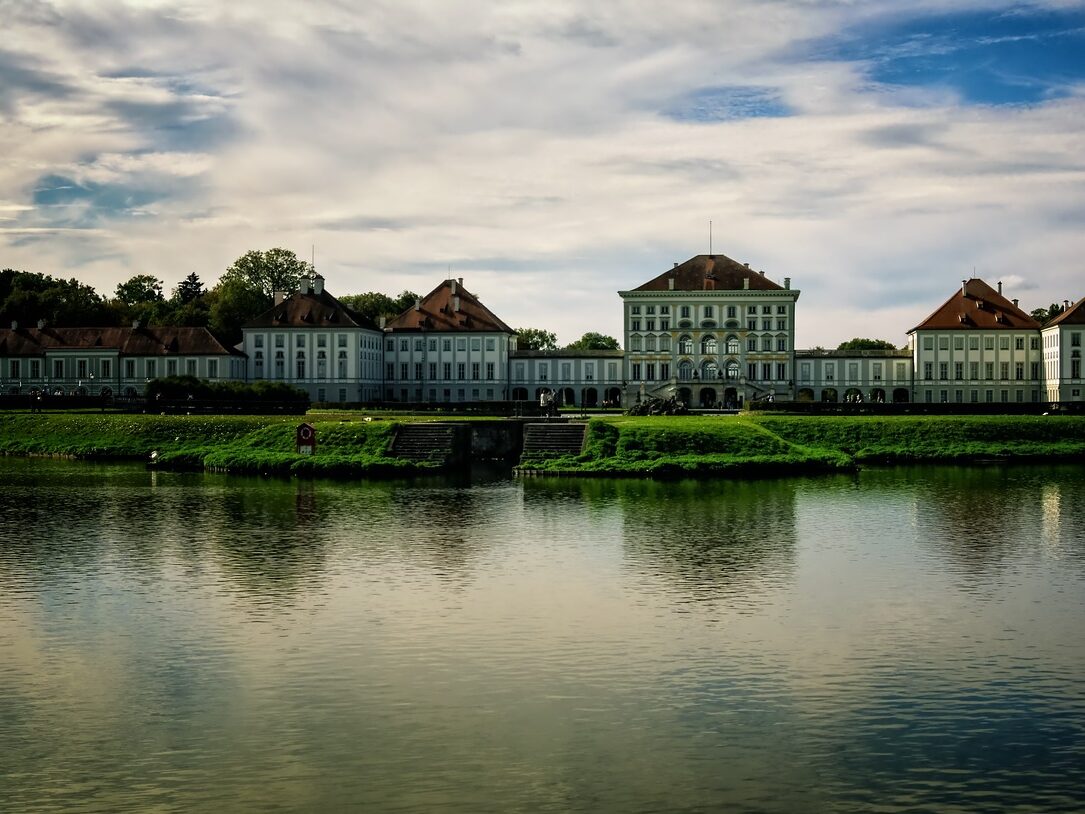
[{"x1": 0, "y1": 248, "x2": 620, "y2": 350}]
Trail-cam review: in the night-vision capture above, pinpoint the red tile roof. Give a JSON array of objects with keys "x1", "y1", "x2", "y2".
[
  {"x1": 632, "y1": 254, "x2": 785, "y2": 292},
  {"x1": 384, "y1": 279, "x2": 513, "y2": 333},
  {"x1": 910, "y1": 279, "x2": 1041, "y2": 332},
  {"x1": 0, "y1": 326, "x2": 241, "y2": 357},
  {"x1": 244, "y1": 286, "x2": 376, "y2": 330},
  {"x1": 1045, "y1": 297, "x2": 1085, "y2": 327}
]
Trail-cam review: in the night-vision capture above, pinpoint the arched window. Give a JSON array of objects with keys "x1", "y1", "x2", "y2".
[
  {"x1": 726, "y1": 336, "x2": 740, "y2": 355},
  {"x1": 726, "y1": 361, "x2": 740, "y2": 379},
  {"x1": 678, "y1": 335, "x2": 693, "y2": 355},
  {"x1": 337, "y1": 350, "x2": 347, "y2": 378},
  {"x1": 678, "y1": 361, "x2": 693, "y2": 380},
  {"x1": 701, "y1": 335, "x2": 717, "y2": 355},
  {"x1": 701, "y1": 360, "x2": 718, "y2": 380}
]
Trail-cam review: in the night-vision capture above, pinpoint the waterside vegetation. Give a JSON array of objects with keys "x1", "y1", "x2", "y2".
[{"x1": 1, "y1": 412, "x2": 1084, "y2": 478}]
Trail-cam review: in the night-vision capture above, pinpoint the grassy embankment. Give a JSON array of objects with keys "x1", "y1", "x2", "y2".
[
  {"x1": 516, "y1": 414, "x2": 1085, "y2": 476},
  {"x1": 0, "y1": 412, "x2": 429, "y2": 477}
]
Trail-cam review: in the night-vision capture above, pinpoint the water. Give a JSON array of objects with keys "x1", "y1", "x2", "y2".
[{"x1": 1, "y1": 459, "x2": 1083, "y2": 813}]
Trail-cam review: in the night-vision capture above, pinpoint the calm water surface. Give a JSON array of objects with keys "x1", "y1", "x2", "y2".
[{"x1": 1, "y1": 459, "x2": 1083, "y2": 813}]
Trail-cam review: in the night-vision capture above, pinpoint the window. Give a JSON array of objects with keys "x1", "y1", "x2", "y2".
[
  {"x1": 631, "y1": 336, "x2": 642, "y2": 351},
  {"x1": 660, "y1": 306, "x2": 669, "y2": 315},
  {"x1": 985, "y1": 362, "x2": 994, "y2": 379},
  {"x1": 777, "y1": 319, "x2": 786, "y2": 331},
  {"x1": 969, "y1": 337, "x2": 979, "y2": 350},
  {"x1": 273, "y1": 354, "x2": 283, "y2": 379},
  {"x1": 457, "y1": 363, "x2": 466, "y2": 380},
  {"x1": 339, "y1": 352, "x2": 348, "y2": 378},
  {"x1": 679, "y1": 361, "x2": 692, "y2": 380},
  {"x1": 1031, "y1": 362, "x2": 1040, "y2": 380},
  {"x1": 297, "y1": 335, "x2": 306, "y2": 348},
  {"x1": 1030, "y1": 337, "x2": 1039, "y2": 350},
  {"x1": 777, "y1": 305, "x2": 786, "y2": 315},
  {"x1": 1000, "y1": 362, "x2": 1010, "y2": 379},
  {"x1": 296, "y1": 355, "x2": 306, "y2": 379},
  {"x1": 338, "y1": 334, "x2": 347, "y2": 347},
  {"x1": 415, "y1": 363, "x2": 423, "y2": 379},
  {"x1": 748, "y1": 363, "x2": 757, "y2": 380},
  {"x1": 747, "y1": 305, "x2": 757, "y2": 314},
  {"x1": 646, "y1": 305, "x2": 655, "y2": 315},
  {"x1": 703, "y1": 306, "x2": 713, "y2": 318},
  {"x1": 825, "y1": 364, "x2": 835, "y2": 381},
  {"x1": 167, "y1": 360, "x2": 177, "y2": 376},
  {"x1": 660, "y1": 335, "x2": 671, "y2": 351},
  {"x1": 1015, "y1": 362, "x2": 1024, "y2": 380},
  {"x1": 646, "y1": 320, "x2": 655, "y2": 331},
  {"x1": 386, "y1": 339, "x2": 394, "y2": 351},
  {"x1": 939, "y1": 362, "x2": 948, "y2": 380},
  {"x1": 125, "y1": 360, "x2": 135, "y2": 378},
  {"x1": 747, "y1": 320, "x2": 757, "y2": 331},
  {"x1": 1000, "y1": 336, "x2": 1010, "y2": 350},
  {"x1": 1015, "y1": 337, "x2": 1025, "y2": 350},
  {"x1": 415, "y1": 339, "x2": 423, "y2": 351},
  {"x1": 777, "y1": 337, "x2": 787, "y2": 351},
  {"x1": 678, "y1": 336, "x2": 693, "y2": 355},
  {"x1": 429, "y1": 339, "x2": 437, "y2": 352},
  {"x1": 53, "y1": 359, "x2": 64, "y2": 378},
  {"x1": 762, "y1": 337, "x2": 773, "y2": 351},
  {"x1": 660, "y1": 319, "x2": 670, "y2": 331},
  {"x1": 608, "y1": 362, "x2": 618, "y2": 379},
  {"x1": 727, "y1": 337, "x2": 739, "y2": 355},
  {"x1": 254, "y1": 335, "x2": 264, "y2": 348},
  {"x1": 632, "y1": 363, "x2": 641, "y2": 380},
  {"x1": 631, "y1": 305, "x2": 641, "y2": 315},
  {"x1": 317, "y1": 335, "x2": 327, "y2": 348},
  {"x1": 748, "y1": 338, "x2": 757, "y2": 352},
  {"x1": 486, "y1": 338, "x2": 495, "y2": 351},
  {"x1": 646, "y1": 363, "x2": 656, "y2": 380},
  {"x1": 457, "y1": 339, "x2": 467, "y2": 351},
  {"x1": 645, "y1": 335, "x2": 656, "y2": 351},
  {"x1": 207, "y1": 360, "x2": 217, "y2": 378},
  {"x1": 923, "y1": 337, "x2": 934, "y2": 351},
  {"x1": 472, "y1": 363, "x2": 480, "y2": 380},
  {"x1": 954, "y1": 336, "x2": 964, "y2": 350},
  {"x1": 101, "y1": 360, "x2": 111, "y2": 378},
  {"x1": 895, "y1": 362, "x2": 906, "y2": 380},
  {"x1": 955, "y1": 362, "x2": 963, "y2": 379},
  {"x1": 923, "y1": 362, "x2": 932, "y2": 380},
  {"x1": 631, "y1": 320, "x2": 641, "y2": 331},
  {"x1": 762, "y1": 363, "x2": 772, "y2": 380},
  {"x1": 275, "y1": 335, "x2": 284, "y2": 348},
  {"x1": 539, "y1": 364, "x2": 547, "y2": 381},
  {"x1": 77, "y1": 360, "x2": 87, "y2": 379},
  {"x1": 561, "y1": 363, "x2": 571, "y2": 380},
  {"x1": 317, "y1": 351, "x2": 327, "y2": 378},
  {"x1": 400, "y1": 339, "x2": 408, "y2": 351},
  {"x1": 680, "y1": 306, "x2": 690, "y2": 319},
  {"x1": 777, "y1": 363, "x2": 786, "y2": 380},
  {"x1": 762, "y1": 320, "x2": 772, "y2": 331},
  {"x1": 10, "y1": 360, "x2": 20, "y2": 379},
  {"x1": 471, "y1": 338, "x2": 481, "y2": 351},
  {"x1": 661, "y1": 363, "x2": 670, "y2": 379},
  {"x1": 873, "y1": 363, "x2": 882, "y2": 381},
  {"x1": 848, "y1": 362, "x2": 859, "y2": 381},
  {"x1": 443, "y1": 362, "x2": 451, "y2": 379},
  {"x1": 969, "y1": 361, "x2": 978, "y2": 379},
  {"x1": 938, "y1": 336, "x2": 949, "y2": 351},
  {"x1": 800, "y1": 362, "x2": 811, "y2": 381},
  {"x1": 727, "y1": 361, "x2": 739, "y2": 380},
  {"x1": 762, "y1": 306, "x2": 771, "y2": 314},
  {"x1": 727, "y1": 306, "x2": 736, "y2": 319},
  {"x1": 443, "y1": 339, "x2": 452, "y2": 352},
  {"x1": 400, "y1": 362, "x2": 408, "y2": 380},
  {"x1": 1070, "y1": 332, "x2": 1080, "y2": 347},
  {"x1": 984, "y1": 336, "x2": 994, "y2": 350},
  {"x1": 701, "y1": 336, "x2": 717, "y2": 355}
]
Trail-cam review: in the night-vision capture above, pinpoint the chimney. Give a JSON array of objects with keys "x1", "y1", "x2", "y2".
[
  {"x1": 742, "y1": 278, "x2": 749, "y2": 290},
  {"x1": 450, "y1": 279, "x2": 457, "y2": 295},
  {"x1": 1012, "y1": 298, "x2": 1019, "y2": 308},
  {"x1": 743, "y1": 262, "x2": 749, "y2": 268},
  {"x1": 453, "y1": 296, "x2": 461, "y2": 312},
  {"x1": 414, "y1": 297, "x2": 421, "y2": 311},
  {"x1": 274, "y1": 291, "x2": 286, "y2": 305},
  {"x1": 312, "y1": 274, "x2": 324, "y2": 295},
  {"x1": 784, "y1": 277, "x2": 791, "y2": 290},
  {"x1": 378, "y1": 316, "x2": 386, "y2": 328},
  {"x1": 457, "y1": 277, "x2": 463, "y2": 287},
  {"x1": 668, "y1": 277, "x2": 675, "y2": 290},
  {"x1": 998, "y1": 281, "x2": 1003, "y2": 295},
  {"x1": 1065, "y1": 299, "x2": 1071, "y2": 309},
  {"x1": 673, "y1": 262, "x2": 678, "y2": 268},
  {"x1": 760, "y1": 270, "x2": 765, "y2": 276}
]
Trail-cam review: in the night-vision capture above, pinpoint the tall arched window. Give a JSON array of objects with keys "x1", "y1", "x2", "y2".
[
  {"x1": 726, "y1": 361, "x2": 740, "y2": 379},
  {"x1": 678, "y1": 361, "x2": 693, "y2": 380},
  {"x1": 701, "y1": 360, "x2": 719, "y2": 380},
  {"x1": 726, "y1": 336, "x2": 740, "y2": 355},
  {"x1": 701, "y1": 335, "x2": 717, "y2": 355},
  {"x1": 678, "y1": 335, "x2": 693, "y2": 355}
]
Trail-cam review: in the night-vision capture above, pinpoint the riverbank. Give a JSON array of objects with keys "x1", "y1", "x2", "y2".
[
  {"x1": 2, "y1": 412, "x2": 1084, "y2": 478},
  {"x1": 0, "y1": 412, "x2": 427, "y2": 477},
  {"x1": 515, "y1": 414, "x2": 1085, "y2": 476}
]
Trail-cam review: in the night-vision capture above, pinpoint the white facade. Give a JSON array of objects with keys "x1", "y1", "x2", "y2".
[
  {"x1": 510, "y1": 351, "x2": 625, "y2": 407},
  {"x1": 1041, "y1": 316, "x2": 1084, "y2": 402},
  {"x1": 795, "y1": 350, "x2": 913, "y2": 403},
  {"x1": 382, "y1": 330, "x2": 512, "y2": 403},
  {"x1": 909, "y1": 330, "x2": 1045, "y2": 405}
]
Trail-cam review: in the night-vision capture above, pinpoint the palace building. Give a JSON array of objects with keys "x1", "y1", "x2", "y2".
[{"x1": 1, "y1": 251, "x2": 1082, "y2": 406}]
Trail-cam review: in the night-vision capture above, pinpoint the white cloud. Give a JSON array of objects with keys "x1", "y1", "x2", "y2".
[{"x1": 0, "y1": 0, "x2": 1083, "y2": 346}]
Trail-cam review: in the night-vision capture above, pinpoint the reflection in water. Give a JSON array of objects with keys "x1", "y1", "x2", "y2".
[{"x1": 1, "y1": 459, "x2": 1084, "y2": 813}]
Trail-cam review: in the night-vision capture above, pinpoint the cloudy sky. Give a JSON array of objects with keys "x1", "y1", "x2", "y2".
[{"x1": 2, "y1": 0, "x2": 1084, "y2": 346}]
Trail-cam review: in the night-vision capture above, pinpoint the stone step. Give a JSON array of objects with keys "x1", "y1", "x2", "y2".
[
  {"x1": 390, "y1": 424, "x2": 458, "y2": 463},
  {"x1": 520, "y1": 423, "x2": 587, "y2": 460}
]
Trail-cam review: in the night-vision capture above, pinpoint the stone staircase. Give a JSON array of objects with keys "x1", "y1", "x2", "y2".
[
  {"x1": 390, "y1": 423, "x2": 459, "y2": 464},
  {"x1": 520, "y1": 422, "x2": 587, "y2": 460}
]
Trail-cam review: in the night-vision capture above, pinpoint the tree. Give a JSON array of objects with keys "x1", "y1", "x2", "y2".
[
  {"x1": 340, "y1": 290, "x2": 422, "y2": 323},
  {"x1": 1030, "y1": 303, "x2": 1064, "y2": 325},
  {"x1": 515, "y1": 327, "x2": 558, "y2": 351},
  {"x1": 836, "y1": 338, "x2": 899, "y2": 351},
  {"x1": 565, "y1": 332, "x2": 620, "y2": 351},
  {"x1": 114, "y1": 274, "x2": 164, "y2": 305},
  {"x1": 220, "y1": 248, "x2": 312, "y2": 298},
  {"x1": 174, "y1": 272, "x2": 205, "y2": 304},
  {"x1": 208, "y1": 276, "x2": 270, "y2": 343},
  {"x1": 0, "y1": 269, "x2": 120, "y2": 327}
]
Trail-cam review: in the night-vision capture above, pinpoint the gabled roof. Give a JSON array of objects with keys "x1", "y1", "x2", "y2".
[
  {"x1": 629, "y1": 254, "x2": 785, "y2": 292},
  {"x1": 1045, "y1": 297, "x2": 1085, "y2": 327},
  {"x1": 385, "y1": 279, "x2": 513, "y2": 333},
  {"x1": 910, "y1": 279, "x2": 1040, "y2": 333},
  {"x1": 244, "y1": 283, "x2": 377, "y2": 330},
  {"x1": 0, "y1": 326, "x2": 242, "y2": 357}
]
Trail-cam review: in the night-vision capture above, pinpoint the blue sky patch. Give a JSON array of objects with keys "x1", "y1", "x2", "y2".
[
  {"x1": 662, "y1": 85, "x2": 790, "y2": 122},
  {"x1": 32, "y1": 175, "x2": 161, "y2": 226},
  {"x1": 810, "y1": 6, "x2": 1085, "y2": 105}
]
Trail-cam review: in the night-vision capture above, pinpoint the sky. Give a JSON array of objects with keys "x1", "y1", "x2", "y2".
[{"x1": 2, "y1": 0, "x2": 1084, "y2": 347}]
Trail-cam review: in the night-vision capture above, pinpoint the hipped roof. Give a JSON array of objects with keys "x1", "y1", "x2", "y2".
[
  {"x1": 244, "y1": 288, "x2": 376, "y2": 330},
  {"x1": 1045, "y1": 297, "x2": 1085, "y2": 327},
  {"x1": 630, "y1": 254, "x2": 785, "y2": 292},
  {"x1": 0, "y1": 326, "x2": 242, "y2": 357},
  {"x1": 910, "y1": 278, "x2": 1040, "y2": 332},
  {"x1": 385, "y1": 280, "x2": 513, "y2": 333}
]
